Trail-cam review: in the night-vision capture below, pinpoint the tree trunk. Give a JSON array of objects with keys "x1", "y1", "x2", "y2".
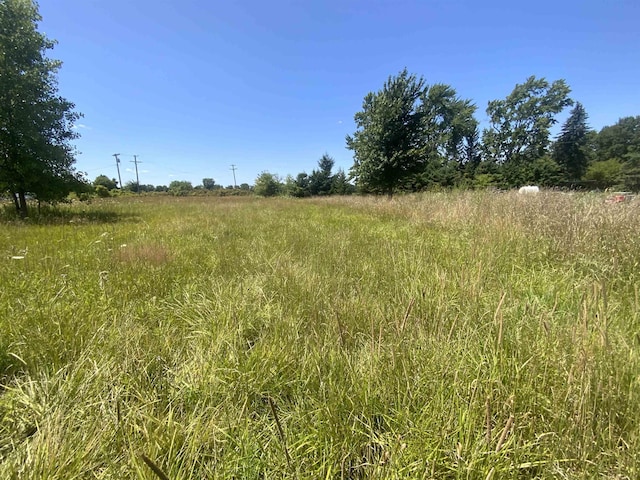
[{"x1": 17, "y1": 191, "x2": 28, "y2": 218}]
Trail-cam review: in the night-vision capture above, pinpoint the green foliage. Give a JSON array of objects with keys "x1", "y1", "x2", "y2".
[
  {"x1": 347, "y1": 69, "x2": 479, "y2": 195},
  {"x1": 308, "y1": 154, "x2": 335, "y2": 195},
  {"x1": 254, "y1": 172, "x2": 281, "y2": 197},
  {"x1": 423, "y1": 83, "x2": 478, "y2": 165},
  {"x1": 347, "y1": 69, "x2": 429, "y2": 196},
  {"x1": 94, "y1": 185, "x2": 110, "y2": 198},
  {"x1": 472, "y1": 173, "x2": 499, "y2": 188},
  {"x1": 621, "y1": 152, "x2": 640, "y2": 191},
  {"x1": 596, "y1": 116, "x2": 640, "y2": 161},
  {"x1": 594, "y1": 116, "x2": 640, "y2": 191},
  {"x1": 530, "y1": 155, "x2": 563, "y2": 187},
  {"x1": 584, "y1": 159, "x2": 623, "y2": 189},
  {"x1": 93, "y1": 174, "x2": 118, "y2": 191},
  {"x1": 553, "y1": 102, "x2": 591, "y2": 181},
  {"x1": 168, "y1": 180, "x2": 194, "y2": 196},
  {"x1": 202, "y1": 178, "x2": 216, "y2": 190},
  {"x1": 123, "y1": 180, "x2": 138, "y2": 192},
  {"x1": 0, "y1": 0, "x2": 83, "y2": 216},
  {"x1": 330, "y1": 169, "x2": 355, "y2": 195},
  {"x1": 483, "y1": 76, "x2": 573, "y2": 187},
  {"x1": 283, "y1": 174, "x2": 308, "y2": 198}
]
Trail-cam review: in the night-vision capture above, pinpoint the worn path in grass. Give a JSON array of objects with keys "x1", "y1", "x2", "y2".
[{"x1": 1, "y1": 193, "x2": 639, "y2": 478}]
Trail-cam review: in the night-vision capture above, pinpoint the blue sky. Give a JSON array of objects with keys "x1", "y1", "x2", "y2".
[{"x1": 38, "y1": 0, "x2": 639, "y2": 188}]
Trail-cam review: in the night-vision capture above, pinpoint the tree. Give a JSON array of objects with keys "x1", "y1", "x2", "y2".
[
  {"x1": 423, "y1": 84, "x2": 478, "y2": 164},
  {"x1": 123, "y1": 180, "x2": 138, "y2": 192},
  {"x1": 284, "y1": 172, "x2": 310, "y2": 198},
  {"x1": 168, "y1": 180, "x2": 193, "y2": 196},
  {"x1": 254, "y1": 172, "x2": 281, "y2": 197},
  {"x1": 202, "y1": 178, "x2": 216, "y2": 190},
  {"x1": 347, "y1": 69, "x2": 479, "y2": 195},
  {"x1": 347, "y1": 69, "x2": 428, "y2": 197},
  {"x1": 596, "y1": 116, "x2": 640, "y2": 161},
  {"x1": 410, "y1": 83, "x2": 478, "y2": 189},
  {"x1": 584, "y1": 159, "x2": 623, "y2": 189},
  {"x1": 94, "y1": 175, "x2": 118, "y2": 191},
  {"x1": 308, "y1": 154, "x2": 335, "y2": 195},
  {"x1": 482, "y1": 76, "x2": 573, "y2": 187},
  {"x1": 552, "y1": 102, "x2": 591, "y2": 182},
  {"x1": 94, "y1": 185, "x2": 110, "y2": 198},
  {"x1": 0, "y1": 0, "x2": 83, "y2": 216},
  {"x1": 595, "y1": 116, "x2": 640, "y2": 191},
  {"x1": 330, "y1": 169, "x2": 355, "y2": 195}
]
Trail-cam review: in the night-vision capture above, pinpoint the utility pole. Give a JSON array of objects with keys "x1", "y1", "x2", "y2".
[
  {"x1": 230, "y1": 164, "x2": 238, "y2": 188},
  {"x1": 113, "y1": 153, "x2": 123, "y2": 189},
  {"x1": 131, "y1": 155, "x2": 141, "y2": 193}
]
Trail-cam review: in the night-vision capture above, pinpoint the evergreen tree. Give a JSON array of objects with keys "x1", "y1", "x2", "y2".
[
  {"x1": 553, "y1": 102, "x2": 590, "y2": 182},
  {"x1": 308, "y1": 154, "x2": 335, "y2": 195}
]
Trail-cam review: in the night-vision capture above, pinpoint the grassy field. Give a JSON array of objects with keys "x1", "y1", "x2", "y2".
[{"x1": 0, "y1": 191, "x2": 639, "y2": 479}]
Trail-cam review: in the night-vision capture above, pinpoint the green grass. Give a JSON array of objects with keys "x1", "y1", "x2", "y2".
[{"x1": 1, "y1": 192, "x2": 639, "y2": 478}]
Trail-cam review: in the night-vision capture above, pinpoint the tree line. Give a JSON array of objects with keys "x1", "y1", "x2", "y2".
[
  {"x1": 2, "y1": 1, "x2": 639, "y2": 216},
  {"x1": 253, "y1": 71, "x2": 638, "y2": 197},
  {"x1": 345, "y1": 69, "x2": 639, "y2": 196},
  {"x1": 92, "y1": 176, "x2": 252, "y2": 197}
]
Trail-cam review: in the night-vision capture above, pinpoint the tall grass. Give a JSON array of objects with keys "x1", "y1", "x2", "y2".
[{"x1": 1, "y1": 192, "x2": 639, "y2": 478}]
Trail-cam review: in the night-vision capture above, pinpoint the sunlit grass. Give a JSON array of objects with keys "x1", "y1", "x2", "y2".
[{"x1": 1, "y1": 192, "x2": 639, "y2": 478}]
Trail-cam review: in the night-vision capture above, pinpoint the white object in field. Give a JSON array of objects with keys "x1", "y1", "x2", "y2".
[{"x1": 518, "y1": 185, "x2": 540, "y2": 194}]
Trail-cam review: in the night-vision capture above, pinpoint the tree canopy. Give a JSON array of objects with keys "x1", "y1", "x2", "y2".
[
  {"x1": 346, "y1": 69, "x2": 478, "y2": 196},
  {"x1": 347, "y1": 69, "x2": 429, "y2": 197},
  {"x1": 0, "y1": 0, "x2": 84, "y2": 216},
  {"x1": 93, "y1": 175, "x2": 118, "y2": 191},
  {"x1": 254, "y1": 172, "x2": 281, "y2": 197},
  {"x1": 482, "y1": 76, "x2": 572, "y2": 187}
]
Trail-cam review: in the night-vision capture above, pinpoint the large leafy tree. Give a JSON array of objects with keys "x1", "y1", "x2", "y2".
[
  {"x1": 423, "y1": 84, "x2": 478, "y2": 164},
  {"x1": 202, "y1": 178, "x2": 216, "y2": 190},
  {"x1": 596, "y1": 116, "x2": 640, "y2": 161},
  {"x1": 552, "y1": 102, "x2": 591, "y2": 182},
  {"x1": 482, "y1": 76, "x2": 572, "y2": 187},
  {"x1": 347, "y1": 69, "x2": 428, "y2": 197},
  {"x1": 0, "y1": 0, "x2": 83, "y2": 216},
  {"x1": 412, "y1": 84, "x2": 478, "y2": 188},
  {"x1": 595, "y1": 116, "x2": 640, "y2": 190}
]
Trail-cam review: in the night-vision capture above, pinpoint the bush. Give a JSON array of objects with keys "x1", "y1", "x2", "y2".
[
  {"x1": 584, "y1": 159, "x2": 623, "y2": 189},
  {"x1": 94, "y1": 185, "x2": 110, "y2": 198},
  {"x1": 254, "y1": 172, "x2": 281, "y2": 197}
]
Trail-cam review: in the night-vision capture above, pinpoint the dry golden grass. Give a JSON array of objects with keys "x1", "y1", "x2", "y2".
[{"x1": 114, "y1": 243, "x2": 173, "y2": 266}]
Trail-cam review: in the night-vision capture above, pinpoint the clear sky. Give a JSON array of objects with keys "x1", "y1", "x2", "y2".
[{"x1": 37, "y1": 0, "x2": 639, "y2": 188}]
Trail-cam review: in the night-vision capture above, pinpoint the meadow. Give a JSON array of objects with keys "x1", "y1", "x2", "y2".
[{"x1": 0, "y1": 191, "x2": 639, "y2": 479}]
